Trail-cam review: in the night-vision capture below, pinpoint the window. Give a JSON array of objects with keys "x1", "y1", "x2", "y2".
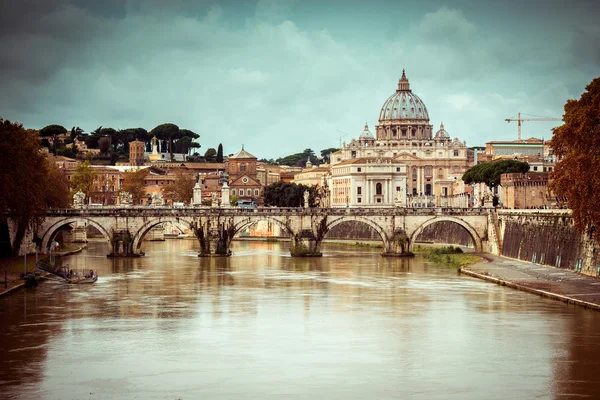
[
  {"x1": 412, "y1": 168, "x2": 417, "y2": 178},
  {"x1": 453, "y1": 167, "x2": 459, "y2": 173},
  {"x1": 453, "y1": 150, "x2": 459, "y2": 156},
  {"x1": 425, "y1": 168, "x2": 431, "y2": 176},
  {"x1": 357, "y1": 198, "x2": 362, "y2": 203},
  {"x1": 376, "y1": 183, "x2": 382, "y2": 195},
  {"x1": 533, "y1": 166, "x2": 538, "y2": 171},
  {"x1": 357, "y1": 187, "x2": 362, "y2": 195},
  {"x1": 351, "y1": 151, "x2": 357, "y2": 158},
  {"x1": 396, "y1": 186, "x2": 401, "y2": 192},
  {"x1": 396, "y1": 167, "x2": 400, "y2": 172},
  {"x1": 357, "y1": 167, "x2": 361, "y2": 172},
  {"x1": 240, "y1": 163, "x2": 246, "y2": 172},
  {"x1": 377, "y1": 198, "x2": 381, "y2": 203},
  {"x1": 402, "y1": 130, "x2": 406, "y2": 137},
  {"x1": 232, "y1": 189, "x2": 236, "y2": 196},
  {"x1": 239, "y1": 189, "x2": 244, "y2": 196},
  {"x1": 438, "y1": 168, "x2": 443, "y2": 178}
]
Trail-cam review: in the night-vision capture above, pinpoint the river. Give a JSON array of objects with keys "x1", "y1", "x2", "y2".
[{"x1": 1, "y1": 239, "x2": 600, "y2": 399}]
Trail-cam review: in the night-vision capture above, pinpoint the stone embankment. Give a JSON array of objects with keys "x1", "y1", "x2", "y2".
[{"x1": 462, "y1": 253, "x2": 600, "y2": 311}]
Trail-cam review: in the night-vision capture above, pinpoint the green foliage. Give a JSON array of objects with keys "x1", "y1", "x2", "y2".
[
  {"x1": 230, "y1": 195, "x2": 239, "y2": 206},
  {"x1": 39, "y1": 124, "x2": 67, "y2": 138},
  {"x1": 462, "y1": 160, "x2": 529, "y2": 187},
  {"x1": 276, "y1": 148, "x2": 319, "y2": 166},
  {"x1": 151, "y1": 123, "x2": 180, "y2": 161},
  {"x1": 263, "y1": 181, "x2": 319, "y2": 207},
  {"x1": 204, "y1": 148, "x2": 217, "y2": 162},
  {"x1": 216, "y1": 143, "x2": 223, "y2": 163}
]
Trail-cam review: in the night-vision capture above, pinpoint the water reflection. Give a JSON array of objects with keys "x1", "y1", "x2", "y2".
[{"x1": 1, "y1": 239, "x2": 600, "y2": 399}]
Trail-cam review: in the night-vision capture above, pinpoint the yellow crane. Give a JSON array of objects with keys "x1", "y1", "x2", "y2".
[{"x1": 505, "y1": 113, "x2": 561, "y2": 141}]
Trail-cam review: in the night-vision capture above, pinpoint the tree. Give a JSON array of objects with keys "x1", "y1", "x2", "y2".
[
  {"x1": 263, "y1": 181, "x2": 319, "y2": 207},
  {"x1": 320, "y1": 147, "x2": 340, "y2": 163},
  {"x1": 150, "y1": 123, "x2": 180, "y2": 162},
  {"x1": 122, "y1": 168, "x2": 149, "y2": 204},
  {"x1": 551, "y1": 77, "x2": 600, "y2": 240},
  {"x1": 39, "y1": 124, "x2": 67, "y2": 155},
  {"x1": 462, "y1": 160, "x2": 530, "y2": 188},
  {"x1": 216, "y1": 144, "x2": 223, "y2": 162},
  {"x1": 161, "y1": 170, "x2": 195, "y2": 204},
  {"x1": 70, "y1": 161, "x2": 98, "y2": 201},
  {"x1": 204, "y1": 148, "x2": 217, "y2": 162},
  {"x1": 0, "y1": 119, "x2": 70, "y2": 256}
]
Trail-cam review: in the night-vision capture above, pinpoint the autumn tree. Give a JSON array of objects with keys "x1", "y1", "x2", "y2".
[
  {"x1": 70, "y1": 161, "x2": 98, "y2": 201},
  {"x1": 0, "y1": 119, "x2": 70, "y2": 256},
  {"x1": 550, "y1": 77, "x2": 600, "y2": 240},
  {"x1": 122, "y1": 168, "x2": 149, "y2": 204},
  {"x1": 161, "y1": 170, "x2": 195, "y2": 204}
]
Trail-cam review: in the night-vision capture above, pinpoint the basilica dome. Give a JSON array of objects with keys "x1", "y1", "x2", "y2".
[
  {"x1": 378, "y1": 70, "x2": 430, "y2": 122},
  {"x1": 359, "y1": 123, "x2": 374, "y2": 140},
  {"x1": 434, "y1": 122, "x2": 450, "y2": 139}
]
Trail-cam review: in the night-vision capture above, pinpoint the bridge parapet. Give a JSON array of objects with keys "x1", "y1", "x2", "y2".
[{"x1": 41, "y1": 206, "x2": 490, "y2": 218}]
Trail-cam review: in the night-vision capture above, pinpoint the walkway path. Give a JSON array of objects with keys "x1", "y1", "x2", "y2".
[{"x1": 462, "y1": 254, "x2": 600, "y2": 311}]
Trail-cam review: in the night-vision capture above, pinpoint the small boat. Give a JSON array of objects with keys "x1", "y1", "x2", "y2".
[{"x1": 35, "y1": 259, "x2": 98, "y2": 284}]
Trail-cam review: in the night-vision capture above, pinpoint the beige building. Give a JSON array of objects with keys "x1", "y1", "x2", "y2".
[
  {"x1": 330, "y1": 157, "x2": 407, "y2": 208},
  {"x1": 293, "y1": 165, "x2": 330, "y2": 187},
  {"x1": 331, "y1": 71, "x2": 470, "y2": 202}
]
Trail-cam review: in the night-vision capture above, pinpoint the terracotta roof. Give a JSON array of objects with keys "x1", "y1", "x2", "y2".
[
  {"x1": 182, "y1": 162, "x2": 225, "y2": 169},
  {"x1": 230, "y1": 146, "x2": 257, "y2": 159}
]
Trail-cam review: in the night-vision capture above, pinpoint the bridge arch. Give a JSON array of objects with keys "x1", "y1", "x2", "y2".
[
  {"x1": 410, "y1": 216, "x2": 482, "y2": 252},
  {"x1": 131, "y1": 217, "x2": 195, "y2": 251},
  {"x1": 232, "y1": 216, "x2": 293, "y2": 239},
  {"x1": 41, "y1": 217, "x2": 111, "y2": 252},
  {"x1": 325, "y1": 216, "x2": 390, "y2": 248}
]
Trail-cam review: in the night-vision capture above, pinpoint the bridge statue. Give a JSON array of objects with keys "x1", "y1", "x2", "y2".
[
  {"x1": 73, "y1": 191, "x2": 86, "y2": 209},
  {"x1": 303, "y1": 191, "x2": 309, "y2": 209},
  {"x1": 150, "y1": 192, "x2": 164, "y2": 207},
  {"x1": 117, "y1": 191, "x2": 133, "y2": 206}
]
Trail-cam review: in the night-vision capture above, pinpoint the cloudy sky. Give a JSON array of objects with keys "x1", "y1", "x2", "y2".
[{"x1": 1, "y1": 0, "x2": 598, "y2": 158}]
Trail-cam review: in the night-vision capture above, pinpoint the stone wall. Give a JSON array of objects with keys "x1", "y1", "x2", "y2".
[
  {"x1": 498, "y1": 210, "x2": 600, "y2": 276},
  {"x1": 325, "y1": 221, "x2": 381, "y2": 241},
  {"x1": 415, "y1": 221, "x2": 473, "y2": 246}
]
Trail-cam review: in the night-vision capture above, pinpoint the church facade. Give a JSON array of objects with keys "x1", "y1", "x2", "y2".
[{"x1": 330, "y1": 71, "x2": 471, "y2": 207}]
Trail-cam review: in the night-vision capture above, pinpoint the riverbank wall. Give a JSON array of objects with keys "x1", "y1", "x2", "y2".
[{"x1": 496, "y1": 210, "x2": 599, "y2": 276}]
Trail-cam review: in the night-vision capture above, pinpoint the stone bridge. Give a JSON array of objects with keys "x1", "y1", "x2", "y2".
[{"x1": 26, "y1": 206, "x2": 492, "y2": 257}]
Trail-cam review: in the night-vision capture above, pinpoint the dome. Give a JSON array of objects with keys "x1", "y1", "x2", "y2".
[
  {"x1": 378, "y1": 70, "x2": 429, "y2": 122},
  {"x1": 359, "y1": 123, "x2": 374, "y2": 140},
  {"x1": 434, "y1": 122, "x2": 450, "y2": 139}
]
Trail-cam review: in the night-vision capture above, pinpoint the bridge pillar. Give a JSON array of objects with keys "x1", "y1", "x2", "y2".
[
  {"x1": 290, "y1": 231, "x2": 323, "y2": 257},
  {"x1": 381, "y1": 230, "x2": 414, "y2": 257},
  {"x1": 194, "y1": 220, "x2": 235, "y2": 257},
  {"x1": 107, "y1": 229, "x2": 143, "y2": 258}
]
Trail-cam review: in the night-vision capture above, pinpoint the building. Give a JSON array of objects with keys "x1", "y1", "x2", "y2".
[
  {"x1": 227, "y1": 146, "x2": 263, "y2": 205},
  {"x1": 330, "y1": 71, "x2": 471, "y2": 204},
  {"x1": 501, "y1": 172, "x2": 552, "y2": 209},
  {"x1": 129, "y1": 139, "x2": 146, "y2": 166},
  {"x1": 292, "y1": 164, "x2": 330, "y2": 187},
  {"x1": 256, "y1": 163, "x2": 282, "y2": 187},
  {"x1": 330, "y1": 157, "x2": 407, "y2": 207}
]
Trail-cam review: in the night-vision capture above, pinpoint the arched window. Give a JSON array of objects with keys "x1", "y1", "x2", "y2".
[
  {"x1": 376, "y1": 183, "x2": 382, "y2": 195},
  {"x1": 240, "y1": 163, "x2": 246, "y2": 172},
  {"x1": 412, "y1": 168, "x2": 417, "y2": 179}
]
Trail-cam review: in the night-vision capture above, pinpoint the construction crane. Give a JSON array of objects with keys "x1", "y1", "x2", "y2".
[{"x1": 505, "y1": 113, "x2": 561, "y2": 141}]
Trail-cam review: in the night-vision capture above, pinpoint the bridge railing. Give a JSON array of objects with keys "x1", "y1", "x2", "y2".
[{"x1": 38, "y1": 206, "x2": 492, "y2": 217}]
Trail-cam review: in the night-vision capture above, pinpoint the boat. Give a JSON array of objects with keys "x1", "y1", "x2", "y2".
[{"x1": 35, "y1": 258, "x2": 98, "y2": 284}]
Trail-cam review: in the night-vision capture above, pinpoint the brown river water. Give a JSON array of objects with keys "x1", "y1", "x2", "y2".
[{"x1": 2, "y1": 239, "x2": 600, "y2": 400}]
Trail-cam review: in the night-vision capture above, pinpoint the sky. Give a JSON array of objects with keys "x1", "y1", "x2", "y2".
[{"x1": 1, "y1": 0, "x2": 599, "y2": 158}]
